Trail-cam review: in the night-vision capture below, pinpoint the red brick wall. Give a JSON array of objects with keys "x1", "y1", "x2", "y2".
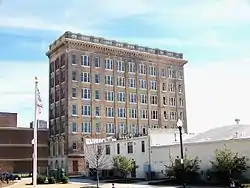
[
  {"x1": 0, "y1": 128, "x2": 48, "y2": 145},
  {"x1": 0, "y1": 112, "x2": 17, "y2": 127},
  {"x1": 0, "y1": 128, "x2": 49, "y2": 173},
  {"x1": 0, "y1": 160, "x2": 48, "y2": 173},
  {"x1": 0, "y1": 147, "x2": 48, "y2": 159}
]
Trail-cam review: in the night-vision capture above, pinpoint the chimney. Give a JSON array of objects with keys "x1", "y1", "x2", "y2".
[{"x1": 235, "y1": 118, "x2": 240, "y2": 124}]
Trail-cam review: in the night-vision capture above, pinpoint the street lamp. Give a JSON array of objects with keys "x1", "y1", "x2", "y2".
[{"x1": 177, "y1": 119, "x2": 185, "y2": 188}]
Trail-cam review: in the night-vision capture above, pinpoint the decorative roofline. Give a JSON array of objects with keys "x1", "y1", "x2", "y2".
[{"x1": 47, "y1": 31, "x2": 185, "y2": 61}]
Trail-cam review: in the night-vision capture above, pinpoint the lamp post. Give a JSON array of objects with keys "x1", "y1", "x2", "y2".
[{"x1": 177, "y1": 119, "x2": 185, "y2": 188}]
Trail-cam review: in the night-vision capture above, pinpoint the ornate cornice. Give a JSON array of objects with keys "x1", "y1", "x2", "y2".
[{"x1": 46, "y1": 31, "x2": 187, "y2": 66}]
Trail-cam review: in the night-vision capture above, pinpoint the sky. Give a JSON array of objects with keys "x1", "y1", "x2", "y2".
[{"x1": 0, "y1": 0, "x2": 250, "y2": 133}]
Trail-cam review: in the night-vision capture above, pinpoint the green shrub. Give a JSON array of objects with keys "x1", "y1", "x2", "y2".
[
  {"x1": 61, "y1": 176, "x2": 68, "y2": 184},
  {"x1": 48, "y1": 176, "x2": 56, "y2": 184},
  {"x1": 37, "y1": 175, "x2": 46, "y2": 184}
]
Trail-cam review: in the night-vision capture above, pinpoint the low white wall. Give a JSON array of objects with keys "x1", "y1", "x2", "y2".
[{"x1": 151, "y1": 138, "x2": 250, "y2": 178}]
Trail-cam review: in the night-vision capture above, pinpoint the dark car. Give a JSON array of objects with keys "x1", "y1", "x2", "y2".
[{"x1": 1, "y1": 173, "x2": 21, "y2": 181}]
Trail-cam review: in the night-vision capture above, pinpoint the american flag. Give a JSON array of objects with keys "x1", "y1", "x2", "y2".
[{"x1": 36, "y1": 87, "x2": 43, "y2": 114}]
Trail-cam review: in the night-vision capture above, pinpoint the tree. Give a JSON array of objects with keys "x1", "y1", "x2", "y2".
[
  {"x1": 209, "y1": 148, "x2": 249, "y2": 183},
  {"x1": 165, "y1": 156, "x2": 201, "y2": 183},
  {"x1": 112, "y1": 156, "x2": 134, "y2": 179},
  {"x1": 84, "y1": 134, "x2": 111, "y2": 188},
  {"x1": 0, "y1": 162, "x2": 13, "y2": 172}
]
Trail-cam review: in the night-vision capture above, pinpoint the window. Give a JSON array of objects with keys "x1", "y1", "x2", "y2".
[
  {"x1": 117, "y1": 108, "x2": 126, "y2": 118},
  {"x1": 105, "y1": 145, "x2": 111, "y2": 155},
  {"x1": 72, "y1": 54, "x2": 77, "y2": 65},
  {"x1": 95, "y1": 57, "x2": 100, "y2": 67},
  {"x1": 82, "y1": 122, "x2": 91, "y2": 133},
  {"x1": 150, "y1": 81, "x2": 157, "y2": 90},
  {"x1": 72, "y1": 88, "x2": 77, "y2": 98},
  {"x1": 81, "y1": 72, "x2": 90, "y2": 83},
  {"x1": 95, "y1": 90, "x2": 100, "y2": 100},
  {"x1": 168, "y1": 83, "x2": 176, "y2": 92},
  {"x1": 150, "y1": 95, "x2": 158, "y2": 105},
  {"x1": 178, "y1": 70, "x2": 184, "y2": 79},
  {"x1": 139, "y1": 79, "x2": 147, "y2": 89},
  {"x1": 129, "y1": 93, "x2": 136, "y2": 103},
  {"x1": 81, "y1": 55, "x2": 89, "y2": 66},
  {"x1": 163, "y1": 97, "x2": 167, "y2": 105},
  {"x1": 117, "y1": 61, "x2": 125, "y2": 72},
  {"x1": 117, "y1": 92, "x2": 125, "y2": 102},
  {"x1": 139, "y1": 64, "x2": 146, "y2": 74},
  {"x1": 72, "y1": 71, "x2": 77, "y2": 81},
  {"x1": 106, "y1": 107, "x2": 114, "y2": 117},
  {"x1": 140, "y1": 109, "x2": 148, "y2": 119},
  {"x1": 142, "y1": 126, "x2": 146, "y2": 135},
  {"x1": 149, "y1": 66, "x2": 156, "y2": 76},
  {"x1": 164, "y1": 111, "x2": 168, "y2": 120},
  {"x1": 95, "y1": 107, "x2": 100, "y2": 116},
  {"x1": 106, "y1": 123, "x2": 115, "y2": 133},
  {"x1": 117, "y1": 76, "x2": 125, "y2": 87},
  {"x1": 179, "y1": 98, "x2": 184, "y2": 107},
  {"x1": 141, "y1": 141, "x2": 145, "y2": 152},
  {"x1": 178, "y1": 84, "x2": 183, "y2": 93},
  {"x1": 128, "y1": 78, "x2": 136, "y2": 88},
  {"x1": 127, "y1": 142, "x2": 133, "y2": 154},
  {"x1": 72, "y1": 142, "x2": 77, "y2": 150},
  {"x1": 118, "y1": 123, "x2": 126, "y2": 134},
  {"x1": 105, "y1": 75, "x2": 113, "y2": 85},
  {"x1": 105, "y1": 91, "x2": 114, "y2": 101},
  {"x1": 162, "y1": 83, "x2": 166, "y2": 91},
  {"x1": 129, "y1": 109, "x2": 137, "y2": 119},
  {"x1": 180, "y1": 112, "x2": 183, "y2": 120},
  {"x1": 82, "y1": 88, "x2": 91, "y2": 99},
  {"x1": 72, "y1": 122, "x2": 77, "y2": 132},
  {"x1": 82, "y1": 105, "x2": 91, "y2": 116},
  {"x1": 130, "y1": 124, "x2": 137, "y2": 135},
  {"x1": 105, "y1": 59, "x2": 113, "y2": 70},
  {"x1": 169, "y1": 97, "x2": 176, "y2": 106},
  {"x1": 95, "y1": 122, "x2": 101, "y2": 133},
  {"x1": 95, "y1": 74, "x2": 100, "y2": 84},
  {"x1": 151, "y1": 110, "x2": 158, "y2": 119},
  {"x1": 140, "y1": 94, "x2": 147, "y2": 104},
  {"x1": 161, "y1": 69, "x2": 167, "y2": 77},
  {"x1": 168, "y1": 69, "x2": 176, "y2": 78},
  {"x1": 117, "y1": 143, "x2": 120, "y2": 154},
  {"x1": 170, "y1": 111, "x2": 177, "y2": 120},
  {"x1": 72, "y1": 105, "x2": 77, "y2": 115},
  {"x1": 128, "y1": 62, "x2": 135, "y2": 73},
  {"x1": 97, "y1": 145, "x2": 102, "y2": 155}
]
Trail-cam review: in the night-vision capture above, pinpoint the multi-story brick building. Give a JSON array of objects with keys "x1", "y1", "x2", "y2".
[{"x1": 46, "y1": 31, "x2": 188, "y2": 175}]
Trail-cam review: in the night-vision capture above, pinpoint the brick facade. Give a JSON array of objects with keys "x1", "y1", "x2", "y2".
[
  {"x1": 0, "y1": 127, "x2": 49, "y2": 173},
  {"x1": 0, "y1": 112, "x2": 17, "y2": 127}
]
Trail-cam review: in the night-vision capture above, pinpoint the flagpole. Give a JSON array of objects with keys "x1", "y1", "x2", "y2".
[{"x1": 33, "y1": 77, "x2": 38, "y2": 187}]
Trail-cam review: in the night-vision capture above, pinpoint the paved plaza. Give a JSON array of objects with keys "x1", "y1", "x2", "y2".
[{"x1": 3, "y1": 178, "x2": 226, "y2": 188}]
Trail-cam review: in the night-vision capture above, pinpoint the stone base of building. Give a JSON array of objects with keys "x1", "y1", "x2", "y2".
[{"x1": 67, "y1": 156, "x2": 86, "y2": 176}]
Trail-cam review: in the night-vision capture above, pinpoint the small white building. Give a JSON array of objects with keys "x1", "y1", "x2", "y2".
[
  {"x1": 151, "y1": 124, "x2": 250, "y2": 179},
  {"x1": 84, "y1": 124, "x2": 250, "y2": 179},
  {"x1": 84, "y1": 128, "x2": 193, "y2": 178}
]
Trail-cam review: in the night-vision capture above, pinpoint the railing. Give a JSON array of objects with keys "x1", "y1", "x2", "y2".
[{"x1": 49, "y1": 31, "x2": 183, "y2": 59}]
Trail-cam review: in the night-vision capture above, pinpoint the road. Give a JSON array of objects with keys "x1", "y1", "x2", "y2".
[{"x1": 3, "y1": 178, "x2": 225, "y2": 188}]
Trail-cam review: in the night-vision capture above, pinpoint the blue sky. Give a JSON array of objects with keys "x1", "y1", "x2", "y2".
[{"x1": 0, "y1": 0, "x2": 250, "y2": 133}]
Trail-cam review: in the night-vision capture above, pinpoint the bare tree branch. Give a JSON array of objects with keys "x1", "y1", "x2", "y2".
[{"x1": 84, "y1": 135, "x2": 112, "y2": 171}]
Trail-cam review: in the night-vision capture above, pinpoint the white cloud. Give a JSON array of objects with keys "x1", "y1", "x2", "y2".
[
  {"x1": 0, "y1": 59, "x2": 250, "y2": 132},
  {"x1": 0, "y1": 62, "x2": 48, "y2": 127},
  {"x1": 1, "y1": 0, "x2": 250, "y2": 32}
]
